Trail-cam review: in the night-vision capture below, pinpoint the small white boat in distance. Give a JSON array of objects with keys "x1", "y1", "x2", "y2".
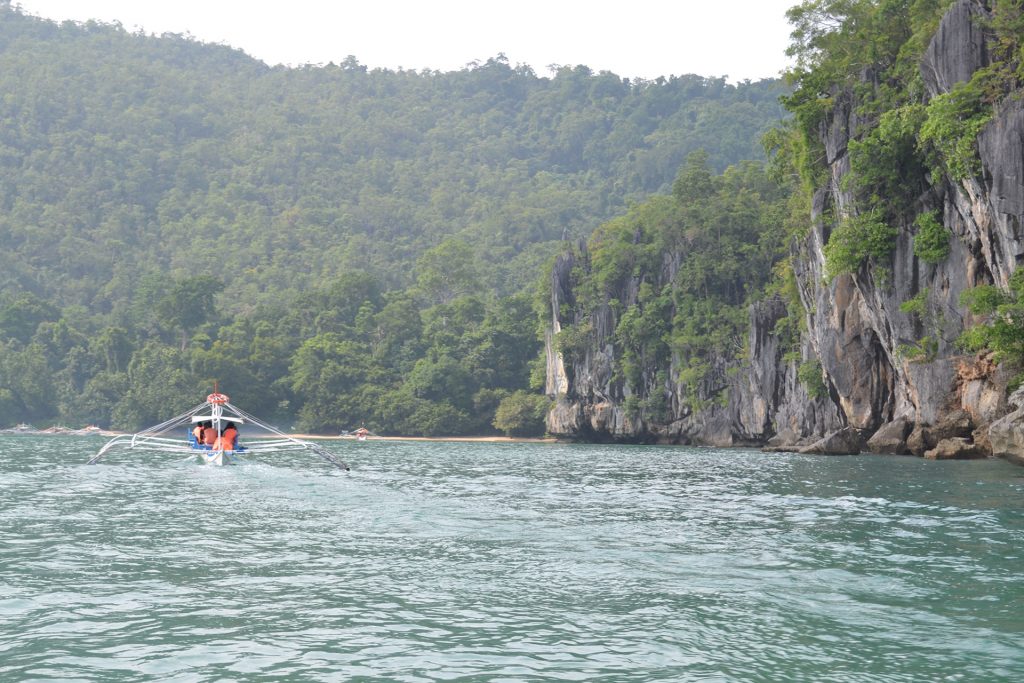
[
  {"x1": 88, "y1": 392, "x2": 349, "y2": 470},
  {"x1": 341, "y1": 427, "x2": 372, "y2": 441}
]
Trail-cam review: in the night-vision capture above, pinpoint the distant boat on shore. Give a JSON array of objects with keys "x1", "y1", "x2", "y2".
[{"x1": 340, "y1": 427, "x2": 373, "y2": 441}]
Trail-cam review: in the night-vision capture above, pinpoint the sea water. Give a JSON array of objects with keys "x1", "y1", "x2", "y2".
[{"x1": 1, "y1": 436, "x2": 1023, "y2": 682}]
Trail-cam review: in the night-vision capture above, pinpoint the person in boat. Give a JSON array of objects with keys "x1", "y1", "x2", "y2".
[
  {"x1": 193, "y1": 421, "x2": 213, "y2": 446},
  {"x1": 216, "y1": 421, "x2": 239, "y2": 451},
  {"x1": 202, "y1": 423, "x2": 217, "y2": 446}
]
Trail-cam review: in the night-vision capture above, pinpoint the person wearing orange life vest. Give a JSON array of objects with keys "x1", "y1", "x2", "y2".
[
  {"x1": 192, "y1": 422, "x2": 204, "y2": 445},
  {"x1": 202, "y1": 423, "x2": 217, "y2": 446},
  {"x1": 216, "y1": 422, "x2": 239, "y2": 451}
]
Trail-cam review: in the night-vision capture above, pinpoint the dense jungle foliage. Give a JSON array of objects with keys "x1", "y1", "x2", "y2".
[
  {"x1": 780, "y1": 0, "x2": 1022, "y2": 279},
  {"x1": 779, "y1": 0, "x2": 1024, "y2": 378},
  {"x1": 551, "y1": 152, "x2": 793, "y2": 415},
  {"x1": 0, "y1": 3, "x2": 787, "y2": 434}
]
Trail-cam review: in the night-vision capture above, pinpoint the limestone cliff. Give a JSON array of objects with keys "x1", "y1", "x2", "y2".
[{"x1": 544, "y1": 0, "x2": 1024, "y2": 461}]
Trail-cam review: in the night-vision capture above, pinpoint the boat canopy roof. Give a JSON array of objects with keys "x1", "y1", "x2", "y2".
[{"x1": 191, "y1": 416, "x2": 244, "y2": 424}]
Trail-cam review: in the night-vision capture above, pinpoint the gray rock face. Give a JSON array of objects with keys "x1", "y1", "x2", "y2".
[
  {"x1": 990, "y1": 422, "x2": 1024, "y2": 464},
  {"x1": 976, "y1": 97, "x2": 1024, "y2": 288},
  {"x1": 920, "y1": 0, "x2": 989, "y2": 97},
  {"x1": 932, "y1": 409, "x2": 975, "y2": 442},
  {"x1": 542, "y1": 0, "x2": 1024, "y2": 464},
  {"x1": 1008, "y1": 386, "x2": 1024, "y2": 411},
  {"x1": 907, "y1": 424, "x2": 935, "y2": 457},
  {"x1": 799, "y1": 427, "x2": 865, "y2": 455},
  {"x1": 924, "y1": 437, "x2": 987, "y2": 460},
  {"x1": 988, "y1": 387, "x2": 1024, "y2": 465},
  {"x1": 543, "y1": 277, "x2": 842, "y2": 445},
  {"x1": 866, "y1": 418, "x2": 912, "y2": 455}
]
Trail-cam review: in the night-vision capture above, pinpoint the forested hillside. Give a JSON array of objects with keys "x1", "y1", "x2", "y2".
[
  {"x1": 0, "y1": 3, "x2": 784, "y2": 309},
  {"x1": 0, "y1": 2, "x2": 787, "y2": 434}
]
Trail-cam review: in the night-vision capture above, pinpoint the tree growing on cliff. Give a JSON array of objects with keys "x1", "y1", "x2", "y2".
[
  {"x1": 959, "y1": 270, "x2": 1024, "y2": 388},
  {"x1": 912, "y1": 211, "x2": 950, "y2": 263}
]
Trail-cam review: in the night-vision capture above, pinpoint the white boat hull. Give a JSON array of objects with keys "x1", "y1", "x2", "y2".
[{"x1": 198, "y1": 450, "x2": 237, "y2": 466}]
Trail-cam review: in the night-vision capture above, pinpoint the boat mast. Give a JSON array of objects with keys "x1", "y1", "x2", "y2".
[{"x1": 208, "y1": 385, "x2": 229, "y2": 455}]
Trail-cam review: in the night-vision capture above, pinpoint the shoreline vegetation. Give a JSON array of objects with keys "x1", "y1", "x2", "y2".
[
  {"x1": 0, "y1": 424, "x2": 559, "y2": 444},
  {"x1": 307, "y1": 434, "x2": 558, "y2": 443}
]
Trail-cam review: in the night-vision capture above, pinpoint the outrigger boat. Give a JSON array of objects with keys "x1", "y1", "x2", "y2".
[
  {"x1": 88, "y1": 392, "x2": 349, "y2": 470},
  {"x1": 342, "y1": 427, "x2": 372, "y2": 441}
]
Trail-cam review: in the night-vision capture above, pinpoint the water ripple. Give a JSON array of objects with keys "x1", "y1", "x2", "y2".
[{"x1": 1, "y1": 437, "x2": 1023, "y2": 681}]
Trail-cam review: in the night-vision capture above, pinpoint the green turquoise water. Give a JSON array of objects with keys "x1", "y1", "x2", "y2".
[{"x1": 2, "y1": 436, "x2": 1023, "y2": 682}]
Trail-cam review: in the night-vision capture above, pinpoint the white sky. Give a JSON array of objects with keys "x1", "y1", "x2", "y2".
[{"x1": 15, "y1": 0, "x2": 797, "y2": 82}]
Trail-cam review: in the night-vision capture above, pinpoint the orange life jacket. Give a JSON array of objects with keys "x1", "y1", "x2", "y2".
[
  {"x1": 203, "y1": 427, "x2": 217, "y2": 445},
  {"x1": 217, "y1": 426, "x2": 238, "y2": 451}
]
